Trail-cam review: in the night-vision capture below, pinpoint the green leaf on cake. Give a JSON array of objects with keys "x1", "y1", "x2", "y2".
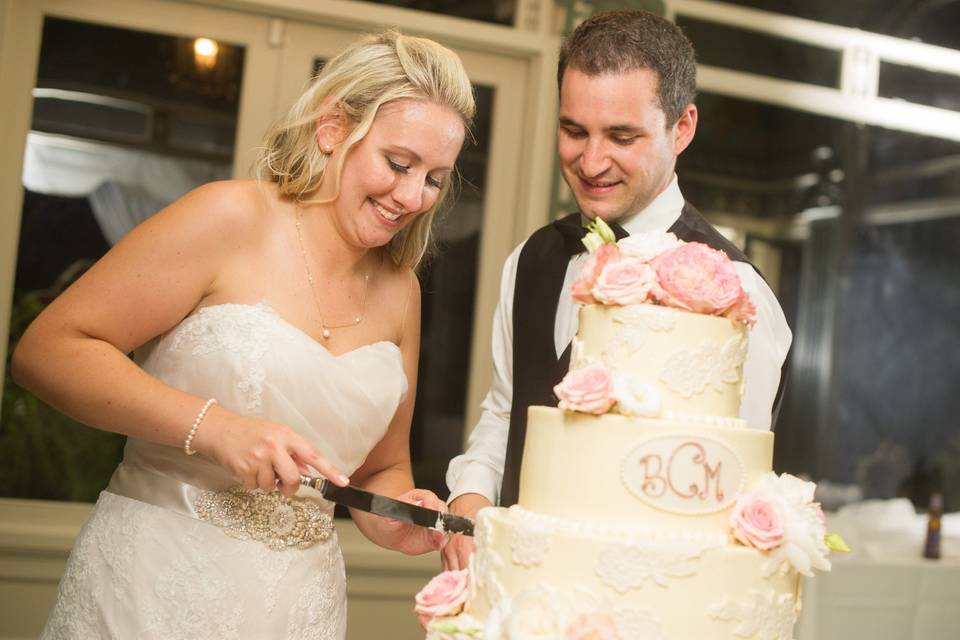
[{"x1": 824, "y1": 533, "x2": 850, "y2": 553}]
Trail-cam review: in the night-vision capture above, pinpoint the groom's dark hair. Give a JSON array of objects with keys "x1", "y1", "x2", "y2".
[{"x1": 558, "y1": 10, "x2": 697, "y2": 126}]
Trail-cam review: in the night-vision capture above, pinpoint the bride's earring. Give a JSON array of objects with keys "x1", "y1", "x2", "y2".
[{"x1": 321, "y1": 143, "x2": 333, "y2": 155}]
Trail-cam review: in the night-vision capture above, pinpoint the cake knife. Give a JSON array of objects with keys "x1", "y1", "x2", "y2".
[{"x1": 299, "y1": 475, "x2": 475, "y2": 536}]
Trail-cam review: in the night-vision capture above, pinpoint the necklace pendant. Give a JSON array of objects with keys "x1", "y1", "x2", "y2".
[{"x1": 322, "y1": 327, "x2": 331, "y2": 339}]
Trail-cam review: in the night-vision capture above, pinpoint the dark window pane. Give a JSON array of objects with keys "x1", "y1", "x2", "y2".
[
  {"x1": 32, "y1": 91, "x2": 152, "y2": 144},
  {"x1": 830, "y1": 216, "x2": 960, "y2": 510},
  {"x1": 879, "y1": 62, "x2": 960, "y2": 112},
  {"x1": 712, "y1": 1, "x2": 960, "y2": 50},
  {"x1": 679, "y1": 92, "x2": 845, "y2": 219},
  {"x1": 410, "y1": 85, "x2": 495, "y2": 498},
  {"x1": 356, "y1": 0, "x2": 515, "y2": 25},
  {"x1": 868, "y1": 128, "x2": 960, "y2": 208},
  {"x1": 678, "y1": 16, "x2": 840, "y2": 88}
]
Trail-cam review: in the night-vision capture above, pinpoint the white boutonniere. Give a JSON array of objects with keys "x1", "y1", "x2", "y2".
[{"x1": 581, "y1": 218, "x2": 617, "y2": 253}]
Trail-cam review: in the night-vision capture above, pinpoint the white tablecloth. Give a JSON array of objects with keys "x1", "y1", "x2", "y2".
[
  {"x1": 797, "y1": 499, "x2": 960, "y2": 640},
  {"x1": 797, "y1": 556, "x2": 960, "y2": 640}
]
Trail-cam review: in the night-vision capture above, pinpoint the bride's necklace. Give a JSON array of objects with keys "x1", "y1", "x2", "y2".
[{"x1": 294, "y1": 206, "x2": 369, "y2": 340}]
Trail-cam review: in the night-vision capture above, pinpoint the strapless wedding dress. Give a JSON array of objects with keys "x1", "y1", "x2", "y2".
[{"x1": 41, "y1": 302, "x2": 407, "y2": 640}]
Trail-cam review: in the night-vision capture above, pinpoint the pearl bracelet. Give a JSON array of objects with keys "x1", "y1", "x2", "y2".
[{"x1": 184, "y1": 398, "x2": 217, "y2": 456}]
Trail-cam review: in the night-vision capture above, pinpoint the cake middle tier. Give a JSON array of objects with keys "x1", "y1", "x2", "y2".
[{"x1": 518, "y1": 406, "x2": 774, "y2": 533}]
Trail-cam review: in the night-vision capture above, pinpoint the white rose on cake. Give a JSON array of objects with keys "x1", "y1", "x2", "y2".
[
  {"x1": 612, "y1": 374, "x2": 662, "y2": 418},
  {"x1": 616, "y1": 231, "x2": 682, "y2": 262}
]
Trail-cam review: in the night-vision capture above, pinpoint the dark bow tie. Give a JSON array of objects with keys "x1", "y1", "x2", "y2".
[{"x1": 552, "y1": 217, "x2": 628, "y2": 255}]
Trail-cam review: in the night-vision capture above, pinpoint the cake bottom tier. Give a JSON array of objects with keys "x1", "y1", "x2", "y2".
[{"x1": 465, "y1": 506, "x2": 801, "y2": 639}]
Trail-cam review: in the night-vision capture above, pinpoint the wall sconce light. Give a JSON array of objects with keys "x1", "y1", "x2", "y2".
[{"x1": 193, "y1": 37, "x2": 219, "y2": 71}]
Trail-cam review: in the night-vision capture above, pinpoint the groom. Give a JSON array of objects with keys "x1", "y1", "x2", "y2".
[{"x1": 442, "y1": 10, "x2": 792, "y2": 569}]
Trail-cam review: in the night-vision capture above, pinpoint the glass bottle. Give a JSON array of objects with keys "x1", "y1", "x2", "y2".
[{"x1": 923, "y1": 492, "x2": 943, "y2": 560}]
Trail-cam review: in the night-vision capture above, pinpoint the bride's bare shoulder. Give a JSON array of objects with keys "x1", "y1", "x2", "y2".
[{"x1": 150, "y1": 179, "x2": 287, "y2": 247}]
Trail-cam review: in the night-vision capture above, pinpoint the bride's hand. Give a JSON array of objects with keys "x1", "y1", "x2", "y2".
[
  {"x1": 189, "y1": 408, "x2": 347, "y2": 497},
  {"x1": 380, "y1": 488, "x2": 447, "y2": 555}
]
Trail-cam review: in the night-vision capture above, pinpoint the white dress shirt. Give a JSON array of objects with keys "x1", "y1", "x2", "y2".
[{"x1": 446, "y1": 176, "x2": 793, "y2": 505}]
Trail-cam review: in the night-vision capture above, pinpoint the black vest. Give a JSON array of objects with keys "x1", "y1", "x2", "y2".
[{"x1": 498, "y1": 202, "x2": 782, "y2": 506}]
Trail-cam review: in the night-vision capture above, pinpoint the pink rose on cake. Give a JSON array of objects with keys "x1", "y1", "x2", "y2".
[
  {"x1": 572, "y1": 242, "x2": 621, "y2": 304},
  {"x1": 592, "y1": 259, "x2": 658, "y2": 305},
  {"x1": 649, "y1": 242, "x2": 755, "y2": 325},
  {"x1": 565, "y1": 612, "x2": 622, "y2": 640},
  {"x1": 730, "y1": 494, "x2": 785, "y2": 551},
  {"x1": 554, "y1": 365, "x2": 616, "y2": 414},
  {"x1": 617, "y1": 231, "x2": 682, "y2": 262},
  {"x1": 415, "y1": 569, "x2": 470, "y2": 629},
  {"x1": 730, "y1": 473, "x2": 831, "y2": 576},
  {"x1": 722, "y1": 289, "x2": 756, "y2": 325}
]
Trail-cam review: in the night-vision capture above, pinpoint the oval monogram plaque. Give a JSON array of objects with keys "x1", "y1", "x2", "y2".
[{"x1": 621, "y1": 435, "x2": 745, "y2": 515}]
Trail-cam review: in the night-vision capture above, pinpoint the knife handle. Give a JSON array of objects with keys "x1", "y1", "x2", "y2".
[{"x1": 299, "y1": 474, "x2": 328, "y2": 492}]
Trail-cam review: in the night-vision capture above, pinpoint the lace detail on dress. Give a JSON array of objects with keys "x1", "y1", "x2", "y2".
[
  {"x1": 254, "y1": 549, "x2": 297, "y2": 616},
  {"x1": 195, "y1": 486, "x2": 334, "y2": 551},
  {"x1": 708, "y1": 590, "x2": 798, "y2": 640},
  {"x1": 286, "y1": 536, "x2": 347, "y2": 639},
  {"x1": 42, "y1": 493, "x2": 146, "y2": 640},
  {"x1": 659, "y1": 333, "x2": 747, "y2": 398},
  {"x1": 144, "y1": 525, "x2": 245, "y2": 639},
  {"x1": 169, "y1": 303, "x2": 272, "y2": 412}
]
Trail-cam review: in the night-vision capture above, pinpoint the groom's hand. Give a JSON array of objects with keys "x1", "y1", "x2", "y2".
[{"x1": 441, "y1": 493, "x2": 492, "y2": 571}]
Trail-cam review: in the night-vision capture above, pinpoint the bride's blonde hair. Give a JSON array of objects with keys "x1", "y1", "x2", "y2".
[{"x1": 256, "y1": 30, "x2": 475, "y2": 269}]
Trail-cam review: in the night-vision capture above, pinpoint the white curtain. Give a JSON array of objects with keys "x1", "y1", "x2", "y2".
[{"x1": 22, "y1": 131, "x2": 232, "y2": 244}]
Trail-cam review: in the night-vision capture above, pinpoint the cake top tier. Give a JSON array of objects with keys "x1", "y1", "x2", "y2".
[
  {"x1": 555, "y1": 222, "x2": 754, "y2": 421},
  {"x1": 572, "y1": 219, "x2": 755, "y2": 325}
]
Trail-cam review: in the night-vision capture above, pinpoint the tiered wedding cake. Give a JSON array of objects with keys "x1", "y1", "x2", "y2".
[{"x1": 416, "y1": 223, "x2": 842, "y2": 640}]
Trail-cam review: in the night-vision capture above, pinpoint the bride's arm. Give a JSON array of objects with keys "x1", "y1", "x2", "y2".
[
  {"x1": 348, "y1": 269, "x2": 444, "y2": 555},
  {"x1": 11, "y1": 181, "x2": 345, "y2": 496}
]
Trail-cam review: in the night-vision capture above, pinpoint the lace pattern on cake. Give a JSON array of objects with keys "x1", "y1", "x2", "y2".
[
  {"x1": 593, "y1": 306, "x2": 675, "y2": 368},
  {"x1": 472, "y1": 515, "x2": 506, "y2": 607},
  {"x1": 707, "y1": 590, "x2": 798, "y2": 640},
  {"x1": 487, "y1": 583, "x2": 665, "y2": 640},
  {"x1": 510, "y1": 523, "x2": 551, "y2": 567},
  {"x1": 659, "y1": 333, "x2": 747, "y2": 398},
  {"x1": 613, "y1": 304, "x2": 676, "y2": 332},
  {"x1": 505, "y1": 505, "x2": 728, "y2": 548},
  {"x1": 595, "y1": 541, "x2": 714, "y2": 592},
  {"x1": 611, "y1": 608, "x2": 667, "y2": 640},
  {"x1": 170, "y1": 302, "x2": 272, "y2": 412},
  {"x1": 194, "y1": 487, "x2": 334, "y2": 551}
]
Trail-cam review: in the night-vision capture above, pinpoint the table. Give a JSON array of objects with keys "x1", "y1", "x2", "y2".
[{"x1": 796, "y1": 514, "x2": 960, "y2": 640}]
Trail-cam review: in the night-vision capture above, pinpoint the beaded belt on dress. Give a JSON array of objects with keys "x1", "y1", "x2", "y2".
[
  {"x1": 106, "y1": 462, "x2": 334, "y2": 551},
  {"x1": 195, "y1": 486, "x2": 333, "y2": 551}
]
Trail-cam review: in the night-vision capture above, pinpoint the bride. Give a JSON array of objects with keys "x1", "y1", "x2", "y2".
[{"x1": 12, "y1": 30, "x2": 474, "y2": 639}]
